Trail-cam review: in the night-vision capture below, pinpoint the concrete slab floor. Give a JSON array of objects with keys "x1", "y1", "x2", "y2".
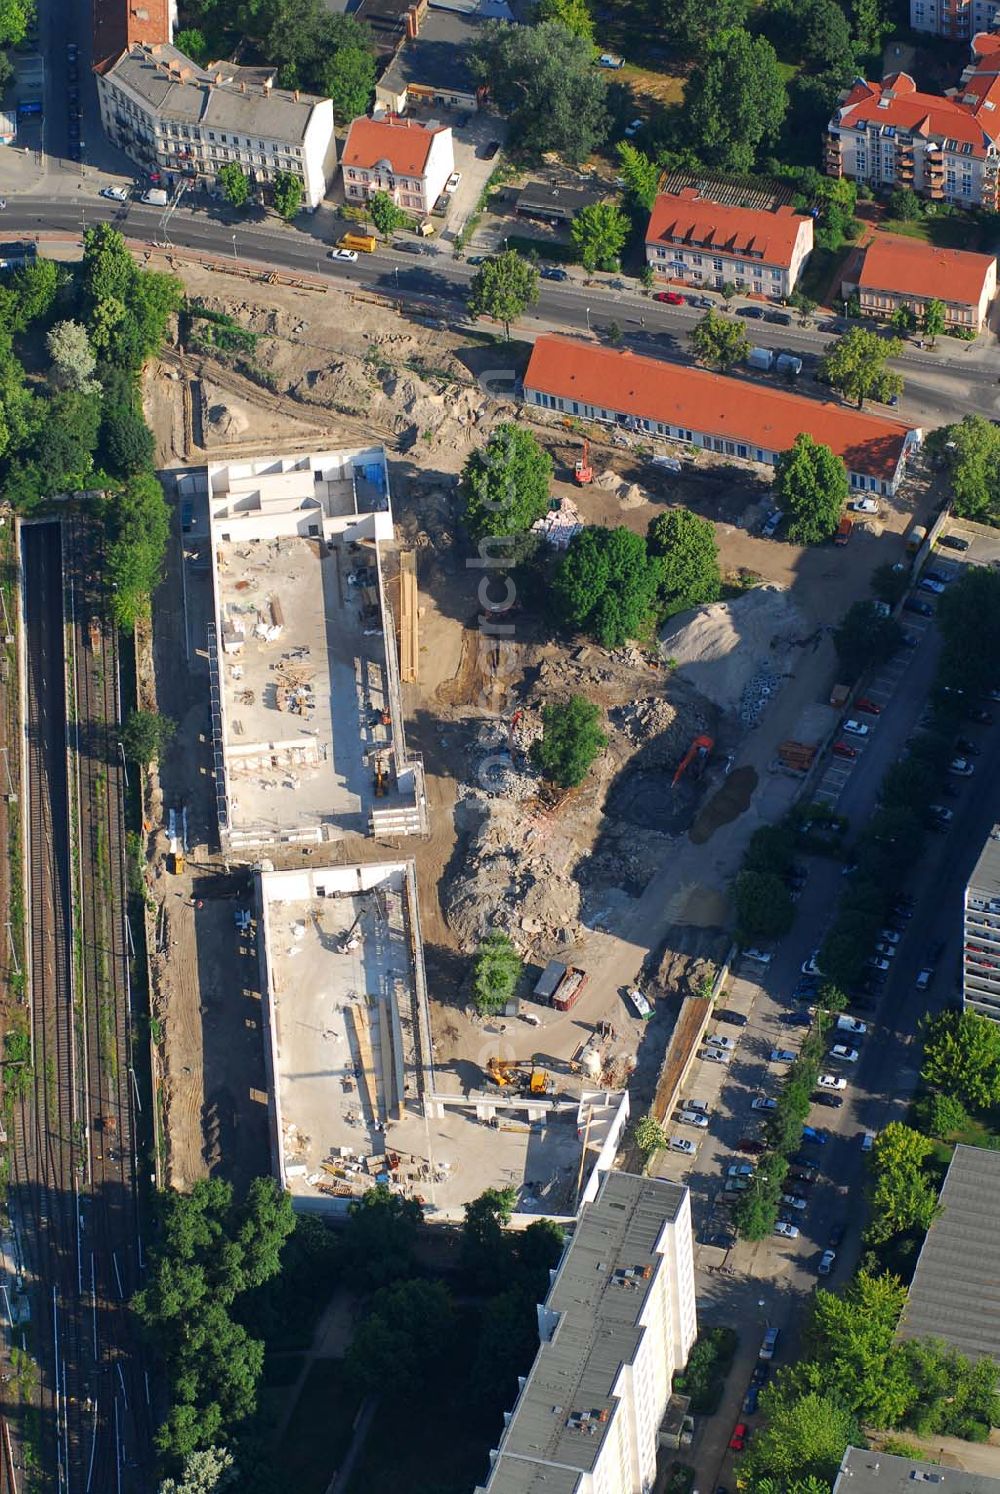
[{"x1": 216, "y1": 533, "x2": 394, "y2": 840}]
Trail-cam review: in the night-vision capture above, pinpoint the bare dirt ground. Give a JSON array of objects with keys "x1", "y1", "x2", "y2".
[{"x1": 139, "y1": 258, "x2": 926, "y2": 1180}]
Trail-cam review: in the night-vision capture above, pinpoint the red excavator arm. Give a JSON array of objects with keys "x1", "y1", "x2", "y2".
[{"x1": 672, "y1": 734, "x2": 714, "y2": 789}]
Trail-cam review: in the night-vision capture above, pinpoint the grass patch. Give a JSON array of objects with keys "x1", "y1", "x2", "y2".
[
  {"x1": 504, "y1": 234, "x2": 577, "y2": 264},
  {"x1": 276, "y1": 1360, "x2": 363, "y2": 1494},
  {"x1": 797, "y1": 243, "x2": 853, "y2": 307},
  {"x1": 619, "y1": 62, "x2": 686, "y2": 105},
  {"x1": 880, "y1": 215, "x2": 983, "y2": 249},
  {"x1": 346, "y1": 1304, "x2": 500, "y2": 1494}
]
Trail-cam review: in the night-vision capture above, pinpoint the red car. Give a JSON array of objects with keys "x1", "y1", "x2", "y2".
[
  {"x1": 729, "y1": 1423, "x2": 749, "y2": 1451},
  {"x1": 654, "y1": 291, "x2": 685, "y2": 305},
  {"x1": 856, "y1": 697, "x2": 882, "y2": 715},
  {"x1": 832, "y1": 740, "x2": 857, "y2": 759}
]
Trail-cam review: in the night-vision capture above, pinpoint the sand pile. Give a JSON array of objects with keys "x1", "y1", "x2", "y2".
[
  {"x1": 659, "y1": 587, "x2": 807, "y2": 717},
  {"x1": 204, "y1": 398, "x2": 249, "y2": 439}
]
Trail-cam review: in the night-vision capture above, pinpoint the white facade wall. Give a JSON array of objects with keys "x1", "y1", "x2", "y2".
[
  {"x1": 910, "y1": 0, "x2": 1000, "y2": 33},
  {"x1": 832, "y1": 122, "x2": 995, "y2": 207},
  {"x1": 342, "y1": 126, "x2": 454, "y2": 215},
  {"x1": 645, "y1": 218, "x2": 812, "y2": 298}
]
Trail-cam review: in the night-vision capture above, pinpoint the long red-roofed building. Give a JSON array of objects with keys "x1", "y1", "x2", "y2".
[
  {"x1": 645, "y1": 188, "x2": 814, "y2": 299},
  {"x1": 523, "y1": 336, "x2": 920, "y2": 496}
]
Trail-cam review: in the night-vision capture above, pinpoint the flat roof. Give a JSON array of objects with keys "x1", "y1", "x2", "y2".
[
  {"x1": 516, "y1": 180, "x2": 607, "y2": 218},
  {"x1": 192, "y1": 449, "x2": 424, "y2": 850},
  {"x1": 897, "y1": 1143, "x2": 1000, "y2": 1362},
  {"x1": 835, "y1": 1447, "x2": 1000, "y2": 1494},
  {"x1": 478, "y1": 1172, "x2": 689, "y2": 1492},
  {"x1": 105, "y1": 43, "x2": 326, "y2": 140},
  {"x1": 858, "y1": 233, "x2": 996, "y2": 309},
  {"x1": 969, "y1": 826, "x2": 1000, "y2": 900},
  {"x1": 378, "y1": 5, "x2": 484, "y2": 94},
  {"x1": 524, "y1": 335, "x2": 918, "y2": 483}
]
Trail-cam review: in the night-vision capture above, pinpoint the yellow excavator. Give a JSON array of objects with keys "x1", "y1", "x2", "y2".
[{"x1": 485, "y1": 1056, "x2": 553, "y2": 1095}]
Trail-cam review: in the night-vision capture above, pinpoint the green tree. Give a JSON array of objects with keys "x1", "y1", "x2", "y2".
[
  {"x1": 890, "y1": 303, "x2": 917, "y2": 335},
  {"x1": 796, "y1": 0, "x2": 856, "y2": 76},
  {"x1": 348, "y1": 1279, "x2": 453, "y2": 1395},
  {"x1": 173, "y1": 27, "x2": 210, "y2": 62},
  {"x1": 369, "y1": 189, "x2": 409, "y2": 240},
  {"x1": 0, "y1": 0, "x2": 31, "y2": 47},
  {"x1": 159, "y1": 1446, "x2": 238, "y2": 1494},
  {"x1": 320, "y1": 42, "x2": 375, "y2": 121},
  {"x1": 801, "y1": 1268, "x2": 910, "y2": 1422},
  {"x1": 834, "y1": 599, "x2": 903, "y2": 681},
  {"x1": 685, "y1": 29, "x2": 787, "y2": 173},
  {"x1": 744, "y1": 823, "x2": 797, "y2": 877},
  {"x1": 531, "y1": 696, "x2": 607, "y2": 788},
  {"x1": 773, "y1": 433, "x2": 848, "y2": 544},
  {"x1": 739, "y1": 1388, "x2": 861, "y2": 1485},
  {"x1": 937, "y1": 565, "x2": 1000, "y2": 692},
  {"x1": 634, "y1": 1114, "x2": 668, "y2": 1155},
  {"x1": 46, "y1": 320, "x2": 99, "y2": 394},
  {"x1": 79, "y1": 224, "x2": 181, "y2": 369},
  {"x1": 942, "y1": 414, "x2": 1000, "y2": 524},
  {"x1": 460, "y1": 422, "x2": 551, "y2": 541},
  {"x1": 343, "y1": 1184, "x2": 421, "y2": 1287},
  {"x1": 646, "y1": 509, "x2": 721, "y2": 616},
  {"x1": 470, "y1": 19, "x2": 608, "y2": 162},
  {"x1": 732, "y1": 1178, "x2": 781, "y2": 1239},
  {"x1": 468, "y1": 250, "x2": 539, "y2": 340},
  {"x1": 552, "y1": 525, "x2": 664, "y2": 647},
  {"x1": 616, "y1": 142, "x2": 660, "y2": 212},
  {"x1": 871, "y1": 560, "x2": 909, "y2": 606},
  {"x1": 219, "y1": 163, "x2": 250, "y2": 208},
  {"x1": 122, "y1": 708, "x2": 176, "y2": 766},
  {"x1": 733, "y1": 870, "x2": 794, "y2": 943},
  {"x1": 922, "y1": 298, "x2": 946, "y2": 346},
  {"x1": 472, "y1": 930, "x2": 522, "y2": 1016},
  {"x1": 691, "y1": 308, "x2": 751, "y2": 372},
  {"x1": 107, "y1": 468, "x2": 171, "y2": 628},
  {"x1": 821, "y1": 326, "x2": 903, "y2": 408},
  {"x1": 922, "y1": 1008, "x2": 1000, "y2": 1109},
  {"x1": 9, "y1": 257, "x2": 61, "y2": 330},
  {"x1": 920, "y1": 1089, "x2": 970, "y2": 1139},
  {"x1": 101, "y1": 403, "x2": 155, "y2": 476},
  {"x1": 534, "y1": 0, "x2": 594, "y2": 40},
  {"x1": 867, "y1": 1121, "x2": 941, "y2": 1245},
  {"x1": 272, "y1": 171, "x2": 302, "y2": 220},
  {"x1": 889, "y1": 187, "x2": 923, "y2": 222},
  {"x1": 659, "y1": 0, "x2": 749, "y2": 50},
  {"x1": 462, "y1": 1186, "x2": 518, "y2": 1289},
  {"x1": 571, "y1": 201, "x2": 629, "y2": 273}
]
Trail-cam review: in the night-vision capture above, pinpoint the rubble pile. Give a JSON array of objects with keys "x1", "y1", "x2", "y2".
[{"x1": 659, "y1": 587, "x2": 806, "y2": 720}]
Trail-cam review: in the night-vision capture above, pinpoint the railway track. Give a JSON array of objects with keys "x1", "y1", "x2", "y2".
[{"x1": 8, "y1": 522, "x2": 150, "y2": 1491}]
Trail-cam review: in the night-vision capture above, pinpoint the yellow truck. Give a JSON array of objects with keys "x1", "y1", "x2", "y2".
[{"x1": 339, "y1": 231, "x2": 377, "y2": 253}]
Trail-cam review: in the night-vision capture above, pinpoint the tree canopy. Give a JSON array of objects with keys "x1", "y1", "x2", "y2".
[
  {"x1": 551, "y1": 526, "x2": 663, "y2": 647},
  {"x1": 733, "y1": 869, "x2": 795, "y2": 943},
  {"x1": 348, "y1": 1279, "x2": 454, "y2": 1395},
  {"x1": 534, "y1": 0, "x2": 594, "y2": 41},
  {"x1": 272, "y1": 171, "x2": 302, "y2": 221},
  {"x1": 0, "y1": 0, "x2": 32, "y2": 47},
  {"x1": 937, "y1": 562, "x2": 1000, "y2": 693},
  {"x1": 922, "y1": 1008, "x2": 1000, "y2": 1109},
  {"x1": 739, "y1": 1388, "x2": 861, "y2": 1486},
  {"x1": 460, "y1": 423, "x2": 552, "y2": 542},
  {"x1": 834, "y1": 599, "x2": 903, "y2": 681},
  {"x1": 472, "y1": 930, "x2": 522, "y2": 1016},
  {"x1": 219, "y1": 163, "x2": 250, "y2": 208},
  {"x1": 646, "y1": 509, "x2": 721, "y2": 617},
  {"x1": 571, "y1": 202, "x2": 629, "y2": 272},
  {"x1": 344, "y1": 1184, "x2": 421, "y2": 1287},
  {"x1": 616, "y1": 142, "x2": 660, "y2": 212},
  {"x1": 468, "y1": 251, "x2": 539, "y2": 340},
  {"x1": 773, "y1": 433, "x2": 848, "y2": 544},
  {"x1": 369, "y1": 190, "x2": 410, "y2": 240},
  {"x1": 866, "y1": 1121, "x2": 941, "y2": 1246},
  {"x1": 822, "y1": 327, "x2": 903, "y2": 408},
  {"x1": 531, "y1": 696, "x2": 607, "y2": 788},
  {"x1": 470, "y1": 20, "x2": 608, "y2": 161},
  {"x1": 122, "y1": 708, "x2": 176, "y2": 766},
  {"x1": 691, "y1": 308, "x2": 751, "y2": 372},
  {"x1": 941, "y1": 414, "x2": 1000, "y2": 524},
  {"x1": 685, "y1": 29, "x2": 787, "y2": 172}
]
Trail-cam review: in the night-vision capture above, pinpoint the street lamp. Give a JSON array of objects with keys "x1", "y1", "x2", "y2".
[
  {"x1": 586, "y1": 306, "x2": 591, "y2": 332},
  {"x1": 231, "y1": 233, "x2": 238, "y2": 262}
]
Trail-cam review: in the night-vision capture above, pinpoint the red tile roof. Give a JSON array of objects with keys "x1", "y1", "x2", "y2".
[
  {"x1": 645, "y1": 187, "x2": 809, "y2": 269},
  {"x1": 93, "y1": 0, "x2": 170, "y2": 73},
  {"x1": 524, "y1": 335, "x2": 915, "y2": 483},
  {"x1": 836, "y1": 71, "x2": 999, "y2": 153},
  {"x1": 342, "y1": 116, "x2": 446, "y2": 177},
  {"x1": 858, "y1": 233, "x2": 996, "y2": 309}
]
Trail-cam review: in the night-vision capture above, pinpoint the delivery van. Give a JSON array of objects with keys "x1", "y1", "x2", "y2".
[{"x1": 339, "y1": 232, "x2": 377, "y2": 253}]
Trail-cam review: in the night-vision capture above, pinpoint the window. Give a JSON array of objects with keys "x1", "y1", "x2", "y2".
[{"x1": 713, "y1": 257, "x2": 723, "y2": 271}]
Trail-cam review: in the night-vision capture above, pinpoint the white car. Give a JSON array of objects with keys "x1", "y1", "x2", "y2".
[
  {"x1": 701, "y1": 1048, "x2": 732, "y2": 1065},
  {"x1": 842, "y1": 719, "x2": 870, "y2": 738},
  {"x1": 829, "y1": 1045, "x2": 859, "y2": 1063},
  {"x1": 915, "y1": 967, "x2": 933, "y2": 990},
  {"x1": 743, "y1": 947, "x2": 772, "y2": 965},
  {"x1": 818, "y1": 1248, "x2": 837, "y2": 1275},
  {"x1": 801, "y1": 951, "x2": 823, "y2": 976},
  {"x1": 817, "y1": 1073, "x2": 847, "y2": 1090},
  {"x1": 837, "y1": 1016, "x2": 867, "y2": 1035},
  {"x1": 751, "y1": 1095, "x2": 778, "y2": 1111},
  {"x1": 949, "y1": 757, "x2": 975, "y2": 776},
  {"x1": 706, "y1": 1033, "x2": 736, "y2": 1050},
  {"x1": 446, "y1": 171, "x2": 462, "y2": 192},
  {"x1": 671, "y1": 1136, "x2": 696, "y2": 1155},
  {"x1": 328, "y1": 247, "x2": 358, "y2": 262},
  {"x1": 919, "y1": 576, "x2": 946, "y2": 595},
  {"x1": 780, "y1": 1194, "x2": 808, "y2": 1211},
  {"x1": 678, "y1": 1109, "x2": 709, "y2": 1128},
  {"x1": 100, "y1": 185, "x2": 130, "y2": 202},
  {"x1": 774, "y1": 1220, "x2": 800, "y2": 1239},
  {"x1": 878, "y1": 929, "x2": 901, "y2": 945},
  {"x1": 850, "y1": 497, "x2": 879, "y2": 514},
  {"x1": 868, "y1": 955, "x2": 891, "y2": 971},
  {"x1": 875, "y1": 942, "x2": 897, "y2": 959},
  {"x1": 684, "y1": 1098, "x2": 710, "y2": 1115},
  {"x1": 928, "y1": 804, "x2": 954, "y2": 824},
  {"x1": 624, "y1": 118, "x2": 644, "y2": 136}
]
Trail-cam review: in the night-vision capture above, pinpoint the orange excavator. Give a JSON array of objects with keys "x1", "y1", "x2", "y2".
[
  {"x1": 672, "y1": 734, "x2": 714, "y2": 789},
  {"x1": 574, "y1": 439, "x2": 593, "y2": 485}
]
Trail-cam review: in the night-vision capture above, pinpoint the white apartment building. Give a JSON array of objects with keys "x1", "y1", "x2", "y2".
[
  {"x1": 911, "y1": 0, "x2": 1000, "y2": 39},
  {"x1": 963, "y1": 825, "x2": 1000, "y2": 1023},
  {"x1": 645, "y1": 187, "x2": 814, "y2": 300},
  {"x1": 826, "y1": 46, "x2": 1000, "y2": 210},
  {"x1": 476, "y1": 1171, "x2": 697, "y2": 1494},
  {"x1": 96, "y1": 43, "x2": 337, "y2": 209},
  {"x1": 341, "y1": 115, "x2": 453, "y2": 216}
]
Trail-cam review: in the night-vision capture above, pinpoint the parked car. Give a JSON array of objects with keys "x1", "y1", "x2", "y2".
[
  {"x1": 769, "y1": 1048, "x2": 796, "y2": 1063},
  {"x1": 919, "y1": 576, "x2": 946, "y2": 595},
  {"x1": 868, "y1": 955, "x2": 891, "y2": 970},
  {"x1": 837, "y1": 1015, "x2": 867, "y2": 1035},
  {"x1": 744, "y1": 947, "x2": 773, "y2": 964},
  {"x1": 764, "y1": 310, "x2": 792, "y2": 325},
  {"x1": 801, "y1": 951, "x2": 823, "y2": 976},
  {"x1": 679, "y1": 1109, "x2": 709, "y2": 1128},
  {"x1": 814, "y1": 1092, "x2": 844, "y2": 1108},
  {"x1": 670, "y1": 1136, "x2": 696, "y2": 1154},
  {"x1": 940, "y1": 534, "x2": 970, "y2": 551},
  {"x1": 760, "y1": 1327, "x2": 780, "y2": 1359},
  {"x1": 737, "y1": 1138, "x2": 767, "y2": 1154},
  {"x1": 751, "y1": 1095, "x2": 778, "y2": 1111},
  {"x1": 842, "y1": 718, "x2": 870, "y2": 737},
  {"x1": 818, "y1": 1249, "x2": 837, "y2": 1275},
  {"x1": 861, "y1": 1131, "x2": 876, "y2": 1151},
  {"x1": 654, "y1": 290, "x2": 685, "y2": 304},
  {"x1": 928, "y1": 804, "x2": 954, "y2": 826},
  {"x1": 706, "y1": 1033, "x2": 736, "y2": 1050},
  {"x1": 100, "y1": 186, "x2": 130, "y2": 202},
  {"x1": 479, "y1": 139, "x2": 501, "y2": 159},
  {"x1": 789, "y1": 1165, "x2": 818, "y2": 1183},
  {"x1": 828, "y1": 1225, "x2": 846, "y2": 1248},
  {"x1": 691, "y1": 294, "x2": 714, "y2": 308},
  {"x1": 743, "y1": 1386, "x2": 760, "y2": 1415},
  {"x1": 328, "y1": 248, "x2": 358, "y2": 262},
  {"x1": 782, "y1": 1011, "x2": 813, "y2": 1027},
  {"x1": 729, "y1": 1424, "x2": 750, "y2": 1452},
  {"x1": 829, "y1": 1044, "x2": 859, "y2": 1063},
  {"x1": 904, "y1": 597, "x2": 934, "y2": 617},
  {"x1": 751, "y1": 1364, "x2": 771, "y2": 1387},
  {"x1": 738, "y1": 306, "x2": 765, "y2": 319},
  {"x1": 855, "y1": 697, "x2": 882, "y2": 715},
  {"x1": 915, "y1": 966, "x2": 933, "y2": 990},
  {"x1": 727, "y1": 1162, "x2": 754, "y2": 1177},
  {"x1": 624, "y1": 118, "x2": 644, "y2": 136},
  {"x1": 817, "y1": 1073, "x2": 847, "y2": 1090},
  {"x1": 949, "y1": 757, "x2": 975, "y2": 776},
  {"x1": 446, "y1": 170, "x2": 462, "y2": 192},
  {"x1": 924, "y1": 569, "x2": 953, "y2": 586},
  {"x1": 955, "y1": 737, "x2": 981, "y2": 756},
  {"x1": 780, "y1": 1193, "x2": 808, "y2": 1211},
  {"x1": 833, "y1": 740, "x2": 857, "y2": 759},
  {"x1": 774, "y1": 1220, "x2": 800, "y2": 1238},
  {"x1": 540, "y1": 266, "x2": 569, "y2": 282},
  {"x1": 761, "y1": 510, "x2": 784, "y2": 538},
  {"x1": 703, "y1": 1231, "x2": 737, "y2": 1248},
  {"x1": 716, "y1": 1009, "x2": 748, "y2": 1026},
  {"x1": 701, "y1": 1048, "x2": 732, "y2": 1065},
  {"x1": 850, "y1": 497, "x2": 880, "y2": 514},
  {"x1": 802, "y1": 1126, "x2": 828, "y2": 1144},
  {"x1": 878, "y1": 929, "x2": 901, "y2": 945}
]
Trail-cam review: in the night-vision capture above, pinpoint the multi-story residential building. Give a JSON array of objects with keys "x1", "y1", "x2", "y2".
[
  {"x1": 911, "y1": 0, "x2": 1000, "y2": 41},
  {"x1": 843, "y1": 234, "x2": 997, "y2": 330},
  {"x1": 96, "y1": 43, "x2": 337, "y2": 208},
  {"x1": 825, "y1": 41, "x2": 1000, "y2": 209},
  {"x1": 836, "y1": 1446, "x2": 1000, "y2": 1494},
  {"x1": 524, "y1": 335, "x2": 921, "y2": 496},
  {"x1": 475, "y1": 1171, "x2": 697, "y2": 1494},
  {"x1": 645, "y1": 187, "x2": 814, "y2": 300},
  {"x1": 963, "y1": 825, "x2": 1000, "y2": 1021},
  {"x1": 341, "y1": 115, "x2": 453, "y2": 217},
  {"x1": 373, "y1": 0, "x2": 496, "y2": 114}
]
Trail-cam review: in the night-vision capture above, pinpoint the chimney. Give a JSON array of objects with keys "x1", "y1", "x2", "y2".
[
  {"x1": 405, "y1": 4, "x2": 419, "y2": 39},
  {"x1": 263, "y1": 75, "x2": 272, "y2": 92},
  {"x1": 294, "y1": 88, "x2": 300, "y2": 101},
  {"x1": 240, "y1": 79, "x2": 246, "y2": 92},
  {"x1": 214, "y1": 71, "x2": 224, "y2": 84}
]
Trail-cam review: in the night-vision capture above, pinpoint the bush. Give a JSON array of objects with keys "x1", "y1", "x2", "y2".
[
  {"x1": 531, "y1": 696, "x2": 606, "y2": 788},
  {"x1": 472, "y1": 931, "x2": 521, "y2": 1017}
]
